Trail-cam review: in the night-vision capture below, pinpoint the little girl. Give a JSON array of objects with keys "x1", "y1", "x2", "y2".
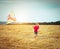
[{"x1": 33, "y1": 23, "x2": 39, "y2": 38}]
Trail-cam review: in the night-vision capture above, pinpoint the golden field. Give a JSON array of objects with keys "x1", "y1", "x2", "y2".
[{"x1": 0, "y1": 25, "x2": 60, "y2": 49}]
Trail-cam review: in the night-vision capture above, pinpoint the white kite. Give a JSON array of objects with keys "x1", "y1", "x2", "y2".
[{"x1": 7, "y1": 10, "x2": 16, "y2": 24}]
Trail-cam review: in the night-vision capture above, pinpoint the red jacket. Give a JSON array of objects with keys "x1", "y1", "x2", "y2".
[{"x1": 34, "y1": 25, "x2": 39, "y2": 32}]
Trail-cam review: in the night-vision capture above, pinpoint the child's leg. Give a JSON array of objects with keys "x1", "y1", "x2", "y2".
[{"x1": 34, "y1": 32, "x2": 37, "y2": 38}]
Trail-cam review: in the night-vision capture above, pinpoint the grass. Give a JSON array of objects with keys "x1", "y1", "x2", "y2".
[{"x1": 0, "y1": 25, "x2": 60, "y2": 49}]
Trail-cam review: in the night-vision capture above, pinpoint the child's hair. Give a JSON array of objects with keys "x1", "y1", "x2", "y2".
[{"x1": 35, "y1": 23, "x2": 39, "y2": 25}]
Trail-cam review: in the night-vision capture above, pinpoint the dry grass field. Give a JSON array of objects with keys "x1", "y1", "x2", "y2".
[{"x1": 0, "y1": 25, "x2": 60, "y2": 49}]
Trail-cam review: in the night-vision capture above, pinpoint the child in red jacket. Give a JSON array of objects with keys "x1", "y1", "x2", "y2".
[{"x1": 33, "y1": 23, "x2": 39, "y2": 38}]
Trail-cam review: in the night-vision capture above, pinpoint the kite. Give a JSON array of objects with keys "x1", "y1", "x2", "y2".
[{"x1": 7, "y1": 10, "x2": 16, "y2": 24}]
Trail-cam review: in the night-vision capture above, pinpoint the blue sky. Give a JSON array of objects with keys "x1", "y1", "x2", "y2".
[{"x1": 0, "y1": 0, "x2": 60, "y2": 22}]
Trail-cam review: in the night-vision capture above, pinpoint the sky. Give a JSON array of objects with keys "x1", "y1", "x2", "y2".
[{"x1": 0, "y1": 0, "x2": 60, "y2": 22}]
